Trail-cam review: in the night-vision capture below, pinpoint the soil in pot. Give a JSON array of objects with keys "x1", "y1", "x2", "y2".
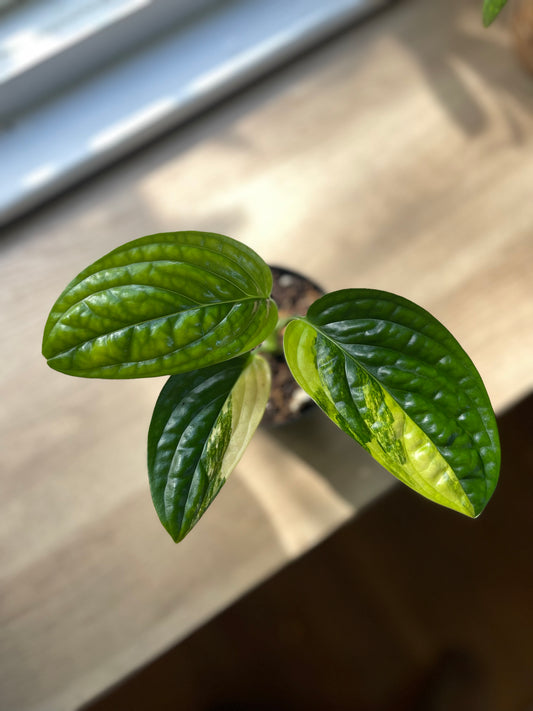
[{"x1": 261, "y1": 266, "x2": 324, "y2": 427}]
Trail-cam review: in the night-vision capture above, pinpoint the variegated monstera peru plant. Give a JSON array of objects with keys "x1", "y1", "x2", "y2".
[{"x1": 42, "y1": 232, "x2": 500, "y2": 542}]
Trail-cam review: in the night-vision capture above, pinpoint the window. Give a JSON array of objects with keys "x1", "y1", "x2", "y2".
[{"x1": 0, "y1": 0, "x2": 390, "y2": 224}]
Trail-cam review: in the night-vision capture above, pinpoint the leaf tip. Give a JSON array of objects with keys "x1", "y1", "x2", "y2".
[
  {"x1": 482, "y1": 0, "x2": 508, "y2": 27},
  {"x1": 164, "y1": 518, "x2": 186, "y2": 543}
]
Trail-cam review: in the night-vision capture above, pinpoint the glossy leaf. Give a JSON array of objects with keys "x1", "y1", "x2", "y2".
[
  {"x1": 483, "y1": 0, "x2": 508, "y2": 26},
  {"x1": 148, "y1": 353, "x2": 270, "y2": 542},
  {"x1": 284, "y1": 289, "x2": 500, "y2": 517},
  {"x1": 42, "y1": 231, "x2": 277, "y2": 378}
]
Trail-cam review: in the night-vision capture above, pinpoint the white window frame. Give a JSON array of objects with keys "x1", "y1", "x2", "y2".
[{"x1": 0, "y1": 0, "x2": 393, "y2": 225}]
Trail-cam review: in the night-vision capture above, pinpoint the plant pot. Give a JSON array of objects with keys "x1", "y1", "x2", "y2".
[{"x1": 261, "y1": 266, "x2": 324, "y2": 427}]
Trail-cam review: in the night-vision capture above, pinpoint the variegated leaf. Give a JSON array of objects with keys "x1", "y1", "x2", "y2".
[
  {"x1": 284, "y1": 289, "x2": 500, "y2": 517},
  {"x1": 148, "y1": 353, "x2": 271, "y2": 541}
]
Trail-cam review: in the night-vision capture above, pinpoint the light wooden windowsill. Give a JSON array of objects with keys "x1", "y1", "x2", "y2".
[{"x1": 1, "y1": 0, "x2": 532, "y2": 709}]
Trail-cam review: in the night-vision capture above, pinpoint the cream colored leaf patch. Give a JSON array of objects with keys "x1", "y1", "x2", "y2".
[
  {"x1": 284, "y1": 288, "x2": 500, "y2": 517},
  {"x1": 148, "y1": 353, "x2": 271, "y2": 541}
]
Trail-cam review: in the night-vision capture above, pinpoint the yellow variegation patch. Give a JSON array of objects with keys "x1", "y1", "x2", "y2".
[
  {"x1": 360, "y1": 379, "x2": 474, "y2": 517},
  {"x1": 188, "y1": 353, "x2": 271, "y2": 531},
  {"x1": 216, "y1": 354, "x2": 271, "y2": 486},
  {"x1": 284, "y1": 317, "x2": 477, "y2": 517}
]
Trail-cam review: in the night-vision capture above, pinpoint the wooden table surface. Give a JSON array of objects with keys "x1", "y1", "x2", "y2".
[{"x1": 2, "y1": 0, "x2": 533, "y2": 709}]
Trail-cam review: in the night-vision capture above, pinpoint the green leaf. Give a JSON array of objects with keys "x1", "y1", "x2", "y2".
[
  {"x1": 284, "y1": 289, "x2": 500, "y2": 517},
  {"x1": 147, "y1": 353, "x2": 271, "y2": 542},
  {"x1": 483, "y1": 0, "x2": 508, "y2": 26},
  {"x1": 42, "y1": 231, "x2": 277, "y2": 378}
]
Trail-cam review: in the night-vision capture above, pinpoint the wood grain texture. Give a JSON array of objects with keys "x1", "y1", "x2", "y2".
[{"x1": 1, "y1": 0, "x2": 532, "y2": 709}]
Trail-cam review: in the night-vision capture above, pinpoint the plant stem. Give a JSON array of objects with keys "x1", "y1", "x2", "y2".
[{"x1": 257, "y1": 315, "x2": 295, "y2": 356}]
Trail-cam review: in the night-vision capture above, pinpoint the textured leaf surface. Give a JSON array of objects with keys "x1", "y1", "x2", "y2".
[
  {"x1": 483, "y1": 0, "x2": 508, "y2": 25},
  {"x1": 42, "y1": 231, "x2": 277, "y2": 378},
  {"x1": 284, "y1": 289, "x2": 500, "y2": 517},
  {"x1": 147, "y1": 353, "x2": 270, "y2": 542}
]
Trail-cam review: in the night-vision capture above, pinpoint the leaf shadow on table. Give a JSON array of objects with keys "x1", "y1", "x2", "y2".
[
  {"x1": 266, "y1": 405, "x2": 395, "y2": 512},
  {"x1": 391, "y1": 0, "x2": 533, "y2": 140}
]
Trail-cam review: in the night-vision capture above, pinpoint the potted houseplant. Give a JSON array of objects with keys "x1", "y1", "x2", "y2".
[{"x1": 42, "y1": 230, "x2": 501, "y2": 543}]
